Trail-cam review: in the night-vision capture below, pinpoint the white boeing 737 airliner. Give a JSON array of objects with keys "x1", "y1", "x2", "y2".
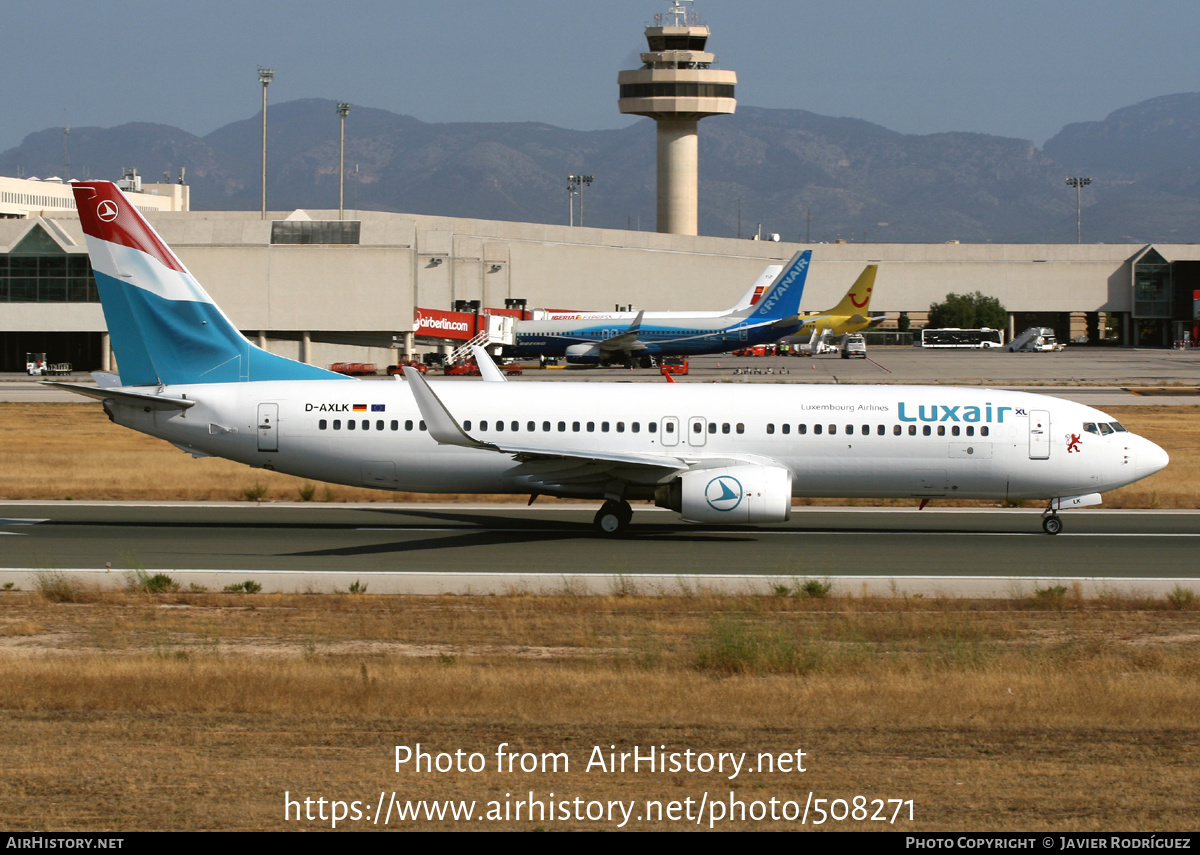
[{"x1": 52, "y1": 182, "x2": 1168, "y2": 535}]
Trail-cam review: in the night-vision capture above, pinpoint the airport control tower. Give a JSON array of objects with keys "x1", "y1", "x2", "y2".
[{"x1": 618, "y1": 1, "x2": 736, "y2": 235}]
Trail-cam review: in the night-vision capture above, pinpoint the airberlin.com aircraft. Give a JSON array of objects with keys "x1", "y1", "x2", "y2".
[{"x1": 52, "y1": 181, "x2": 1167, "y2": 535}]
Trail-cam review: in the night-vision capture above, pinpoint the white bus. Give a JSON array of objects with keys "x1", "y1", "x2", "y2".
[{"x1": 915, "y1": 328, "x2": 1004, "y2": 349}]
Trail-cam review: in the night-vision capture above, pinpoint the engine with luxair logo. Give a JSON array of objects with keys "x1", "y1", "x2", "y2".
[{"x1": 655, "y1": 465, "x2": 793, "y2": 524}]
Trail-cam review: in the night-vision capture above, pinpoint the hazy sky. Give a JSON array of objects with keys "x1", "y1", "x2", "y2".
[{"x1": 5, "y1": 0, "x2": 1198, "y2": 153}]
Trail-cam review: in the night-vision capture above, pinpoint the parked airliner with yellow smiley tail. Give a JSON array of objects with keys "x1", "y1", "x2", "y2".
[{"x1": 50, "y1": 181, "x2": 1168, "y2": 536}]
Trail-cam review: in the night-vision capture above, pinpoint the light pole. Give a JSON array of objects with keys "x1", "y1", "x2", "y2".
[
  {"x1": 567, "y1": 173, "x2": 593, "y2": 227},
  {"x1": 258, "y1": 66, "x2": 274, "y2": 220},
  {"x1": 1065, "y1": 176, "x2": 1091, "y2": 244},
  {"x1": 337, "y1": 102, "x2": 351, "y2": 219}
]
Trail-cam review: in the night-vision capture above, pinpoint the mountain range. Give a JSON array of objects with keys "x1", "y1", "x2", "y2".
[{"x1": 5, "y1": 94, "x2": 1200, "y2": 244}]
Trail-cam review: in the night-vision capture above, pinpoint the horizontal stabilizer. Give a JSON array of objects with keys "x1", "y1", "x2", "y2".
[{"x1": 44, "y1": 381, "x2": 195, "y2": 409}]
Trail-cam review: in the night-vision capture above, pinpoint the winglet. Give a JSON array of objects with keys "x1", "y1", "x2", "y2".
[
  {"x1": 471, "y1": 345, "x2": 507, "y2": 382},
  {"x1": 402, "y1": 367, "x2": 493, "y2": 450}
]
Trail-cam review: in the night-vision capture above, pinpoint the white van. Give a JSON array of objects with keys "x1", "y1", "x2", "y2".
[{"x1": 840, "y1": 334, "x2": 867, "y2": 359}]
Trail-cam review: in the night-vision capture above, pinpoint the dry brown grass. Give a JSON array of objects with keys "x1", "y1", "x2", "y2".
[
  {"x1": 2, "y1": 589, "x2": 1200, "y2": 830},
  {"x1": 2, "y1": 402, "x2": 1197, "y2": 506}
]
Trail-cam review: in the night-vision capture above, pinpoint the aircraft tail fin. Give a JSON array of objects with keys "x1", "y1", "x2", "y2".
[
  {"x1": 70, "y1": 181, "x2": 346, "y2": 386},
  {"x1": 829, "y1": 265, "x2": 878, "y2": 317},
  {"x1": 728, "y1": 264, "x2": 784, "y2": 312},
  {"x1": 742, "y1": 250, "x2": 811, "y2": 322}
]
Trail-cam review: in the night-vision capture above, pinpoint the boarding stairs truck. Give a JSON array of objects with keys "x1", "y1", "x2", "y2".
[{"x1": 1006, "y1": 327, "x2": 1063, "y2": 352}]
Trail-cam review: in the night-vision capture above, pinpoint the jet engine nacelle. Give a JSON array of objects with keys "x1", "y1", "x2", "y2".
[
  {"x1": 656, "y1": 465, "x2": 793, "y2": 524},
  {"x1": 565, "y1": 344, "x2": 602, "y2": 365}
]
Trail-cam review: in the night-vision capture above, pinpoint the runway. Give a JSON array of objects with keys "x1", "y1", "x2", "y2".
[{"x1": 3, "y1": 503, "x2": 1197, "y2": 597}]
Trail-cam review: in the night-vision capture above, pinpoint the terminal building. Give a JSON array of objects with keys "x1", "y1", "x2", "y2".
[{"x1": 3, "y1": 190, "x2": 1198, "y2": 373}]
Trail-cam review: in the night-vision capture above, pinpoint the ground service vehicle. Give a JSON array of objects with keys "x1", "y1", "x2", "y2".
[{"x1": 840, "y1": 334, "x2": 867, "y2": 359}]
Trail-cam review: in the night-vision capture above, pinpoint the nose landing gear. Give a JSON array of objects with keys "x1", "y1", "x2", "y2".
[{"x1": 1041, "y1": 510, "x2": 1062, "y2": 535}]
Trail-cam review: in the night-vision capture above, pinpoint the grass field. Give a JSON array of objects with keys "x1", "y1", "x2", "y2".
[
  {"x1": 3, "y1": 401, "x2": 1198, "y2": 830},
  {"x1": 2, "y1": 584, "x2": 1199, "y2": 830},
  {"x1": 1, "y1": 402, "x2": 1196, "y2": 506}
]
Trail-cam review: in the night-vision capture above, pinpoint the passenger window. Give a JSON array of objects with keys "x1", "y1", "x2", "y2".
[
  {"x1": 908, "y1": 425, "x2": 917, "y2": 436},
  {"x1": 419, "y1": 420, "x2": 426, "y2": 431},
  {"x1": 923, "y1": 425, "x2": 931, "y2": 436},
  {"x1": 527, "y1": 421, "x2": 535, "y2": 432},
  {"x1": 616, "y1": 422, "x2": 625, "y2": 433},
  {"x1": 632, "y1": 422, "x2": 640, "y2": 433},
  {"x1": 828, "y1": 425, "x2": 836, "y2": 435},
  {"x1": 543, "y1": 421, "x2": 551, "y2": 432},
  {"x1": 376, "y1": 420, "x2": 384, "y2": 431},
  {"x1": 319, "y1": 419, "x2": 327, "y2": 430},
  {"x1": 767, "y1": 423, "x2": 775, "y2": 435},
  {"x1": 952, "y1": 425, "x2": 960, "y2": 436},
  {"x1": 782, "y1": 424, "x2": 791, "y2": 435},
  {"x1": 980, "y1": 426, "x2": 988, "y2": 437},
  {"x1": 558, "y1": 421, "x2": 566, "y2": 432},
  {"x1": 573, "y1": 422, "x2": 580, "y2": 432},
  {"x1": 722, "y1": 423, "x2": 731, "y2": 434},
  {"x1": 391, "y1": 420, "x2": 398, "y2": 431},
  {"x1": 511, "y1": 421, "x2": 518, "y2": 432},
  {"x1": 464, "y1": 420, "x2": 472, "y2": 431},
  {"x1": 333, "y1": 419, "x2": 341, "y2": 430},
  {"x1": 602, "y1": 421, "x2": 610, "y2": 432},
  {"x1": 348, "y1": 420, "x2": 356, "y2": 431},
  {"x1": 480, "y1": 420, "x2": 489, "y2": 431},
  {"x1": 863, "y1": 425, "x2": 870, "y2": 435},
  {"x1": 846, "y1": 425, "x2": 854, "y2": 435},
  {"x1": 694, "y1": 422, "x2": 703, "y2": 434},
  {"x1": 495, "y1": 421, "x2": 504, "y2": 432},
  {"x1": 649, "y1": 423, "x2": 658, "y2": 433},
  {"x1": 664, "y1": 423, "x2": 673, "y2": 433},
  {"x1": 966, "y1": 426, "x2": 974, "y2": 436},
  {"x1": 587, "y1": 422, "x2": 595, "y2": 432},
  {"x1": 937, "y1": 425, "x2": 945, "y2": 436},
  {"x1": 736, "y1": 423, "x2": 744, "y2": 434},
  {"x1": 405, "y1": 420, "x2": 413, "y2": 431},
  {"x1": 799, "y1": 424, "x2": 807, "y2": 435},
  {"x1": 893, "y1": 425, "x2": 901, "y2": 436},
  {"x1": 814, "y1": 425, "x2": 823, "y2": 435},
  {"x1": 877, "y1": 425, "x2": 885, "y2": 436}
]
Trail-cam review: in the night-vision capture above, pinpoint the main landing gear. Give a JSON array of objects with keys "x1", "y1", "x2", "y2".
[
  {"x1": 1041, "y1": 508, "x2": 1063, "y2": 535},
  {"x1": 594, "y1": 499, "x2": 634, "y2": 536}
]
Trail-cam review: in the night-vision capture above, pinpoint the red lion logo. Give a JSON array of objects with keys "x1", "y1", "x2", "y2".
[{"x1": 1066, "y1": 433, "x2": 1082, "y2": 453}]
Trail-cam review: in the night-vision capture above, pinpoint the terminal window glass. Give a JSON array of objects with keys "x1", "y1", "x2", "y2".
[
  {"x1": 1, "y1": 226, "x2": 97, "y2": 303},
  {"x1": 270, "y1": 220, "x2": 361, "y2": 245}
]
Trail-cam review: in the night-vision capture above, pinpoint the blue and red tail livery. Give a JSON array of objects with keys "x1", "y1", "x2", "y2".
[{"x1": 71, "y1": 181, "x2": 345, "y2": 386}]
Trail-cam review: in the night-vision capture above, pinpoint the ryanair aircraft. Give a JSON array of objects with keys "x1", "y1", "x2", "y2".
[
  {"x1": 51, "y1": 182, "x2": 1168, "y2": 536},
  {"x1": 508, "y1": 251, "x2": 812, "y2": 365}
]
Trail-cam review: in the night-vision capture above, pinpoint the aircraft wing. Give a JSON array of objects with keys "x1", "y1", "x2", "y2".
[
  {"x1": 596, "y1": 310, "x2": 647, "y2": 357},
  {"x1": 402, "y1": 366, "x2": 687, "y2": 481}
]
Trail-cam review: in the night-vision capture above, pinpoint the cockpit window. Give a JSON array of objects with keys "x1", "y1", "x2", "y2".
[
  {"x1": 1098, "y1": 423, "x2": 1113, "y2": 435},
  {"x1": 1110, "y1": 422, "x2": 1127, "y2": 432},
  {"x1": 1083, "y1": 422, "x2": 1100, "y2": 435}
]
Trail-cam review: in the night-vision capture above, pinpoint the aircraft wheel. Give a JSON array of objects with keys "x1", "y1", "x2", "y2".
[
  {"x1": 594, "y1": 500, "x2": 632, "y2": 536},
  {"x1": 1042, "y1": 515, "x2": 1062, "y2": 535}
]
